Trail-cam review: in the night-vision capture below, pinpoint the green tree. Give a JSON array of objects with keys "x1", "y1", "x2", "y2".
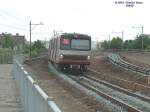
[
  {"x1": 101, "y1": 40, "x2": 109, "y2": 49},
  {"x1": 100, "y1": 34, "x2": 150, "y2": 50},
  {"x1": 3, "y1": 34, "x2": 13, "y2": 49},
  {"x1": 133, "y1": 35, "x2": 142, "y2": 49},
  {"x1": 133, "y1": 35, "x2": 150, "y2": 49},
  {"x1": 142, "y1": 35, "x2": 150, "y2": 49},
  {"x1": 31, "y1": 40, "x2": 46, "y2": 53},
  {"x1": 110, "y1": 37, "x2": 122, "y2": 49},
  {"x1": 123, "y1": 40, "x2": 134, "y2": 49}
]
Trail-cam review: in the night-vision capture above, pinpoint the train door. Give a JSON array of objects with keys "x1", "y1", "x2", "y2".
[{"x1": 54, "y1": 38, "x2": 57, "y2": 62}]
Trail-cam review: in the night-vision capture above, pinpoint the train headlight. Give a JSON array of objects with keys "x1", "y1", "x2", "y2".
[
  {"x1": 60, "y1": 54, "x2": 63, "y2": 59},
  {"x1": 87, "y1": 56, "x2": 90, "y2": 60}
]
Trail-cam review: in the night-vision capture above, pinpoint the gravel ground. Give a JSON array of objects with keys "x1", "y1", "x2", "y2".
[
  {"x1": 89, "y1": 55, "x2": 147, "y2": 85},
  {"x1": 24, "y1": 57, "x2": 108, "y2": 112}
]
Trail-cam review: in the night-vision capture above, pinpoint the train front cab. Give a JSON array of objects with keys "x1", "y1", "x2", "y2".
[{"x1": 56, "y1": 33, "x2": 91, "y2": 72}]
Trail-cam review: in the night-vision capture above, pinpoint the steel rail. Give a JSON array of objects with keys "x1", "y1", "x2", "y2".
[
  {"x1": 84, "y1": 74, "x2": 150, "y2": 103},
  {"x1": 69, "y1": 75, "x2": 143, "y2": 112},
  {"x1": 117, "y1": 55, "x2": 149, "y2": 73},
  {"x1": 108, "y1": 53, "x2": 150, "y2": 76}
]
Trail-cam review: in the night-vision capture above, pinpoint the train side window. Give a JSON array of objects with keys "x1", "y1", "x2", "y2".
[
  {"x1": 54, "y1": 39, "x2": 56, "y2": 49},
  {"x1": 55, "y1": 37, "x2": 57, "y2": 49},
  {"x1": 53, "y1": 39, "x2": 55, "y2": 49},
  {"x1": 50, "y1": 40, "x2": 51, "y2": 49},
  {"x1": 52, "y1": 39, "x2": 54, "y2": 49},
  {"x1": 51, "y1": 39, "x2": 53, "y2": 49}
]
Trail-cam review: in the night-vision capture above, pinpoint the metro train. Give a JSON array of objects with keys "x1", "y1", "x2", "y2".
[{"x1": 48, "y1": 33, "x2": 91, "y2": 72}]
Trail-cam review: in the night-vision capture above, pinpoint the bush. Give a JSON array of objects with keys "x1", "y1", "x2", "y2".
[
  {"x1": 145, "y1": 45, "x2": 150, "y2": 50},
  {"x1": 31, "y1": 50, "x2": 38, "y2": 58},
  {"x1": 23, "y1": 48, "x2": 29, "y2": 54},
  {"x1": 0, "y1": 48, "x2": 13, "y2": 53},
  {"x1": 32, "y1": 40, "x2": 46, "y2": 53}
]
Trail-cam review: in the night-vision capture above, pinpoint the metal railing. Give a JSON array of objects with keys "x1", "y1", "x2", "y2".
[{"x1": 12, "y1": 56, "x2": 62, "y2": 112}]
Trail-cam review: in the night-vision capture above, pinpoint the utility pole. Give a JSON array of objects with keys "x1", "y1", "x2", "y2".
[
  {"x1": 109, "y1": 34, "x2": 111, "y2": 49},
  {"x1": 132, "y1": 25, "x2": 144, "y2": 49},
  {"x1": 29, "y1": 21, "x2": 43, "y2": 57},
  {"x1": 29, "y1": 21, "x2": 31, "y2": 57},
  {"x1": 53, "y1": 30, "x2": 55, "y2": 36},
  {"x1": 122, "y1": 31, "x2": 124, "y2": 49},
  {"x1": 53, "y1": 30, "x2": 63, "y2": 36},
  {"x1": 101, "y1": 34, "x2": 111, "y2": 49},
  {"x1": 141, "y1": 25, "x2": 144, "y2": 49}
]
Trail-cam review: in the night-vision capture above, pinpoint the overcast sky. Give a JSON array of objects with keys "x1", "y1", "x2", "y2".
[{"x1": 0, "y1": 0, "x2": 149, "y2": 42}]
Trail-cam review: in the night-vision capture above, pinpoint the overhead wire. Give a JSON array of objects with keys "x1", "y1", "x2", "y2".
[
  {"x1": 0, "y1": 9, "x2": 47, "y2": 40},
  {"x1": 0, "y1": 9, "x2": 29, "y2": 32},
  {"x1": 0, "y1": 9, "x2": 29, "y2": 24},
  {"x1": 0, "y1": 13, "x2": 26, "y2": 29},
  {"x1": 0, "y1": 22, "x2": 28, "y2": 31}
]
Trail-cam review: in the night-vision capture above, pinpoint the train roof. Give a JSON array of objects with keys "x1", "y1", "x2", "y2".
[{"x1": 58, "y1": 33, "x2": 91, "y2": 38}]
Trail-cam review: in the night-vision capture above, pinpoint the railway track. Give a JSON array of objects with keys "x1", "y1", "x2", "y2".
[
  {"x1": 48, "y1": 59, "x2": 150, "y2": 112},
  {"x1": 26, "y1": 55, "x2": 150, "y2": 112},
  {"x1": 68, "y1": 74, "x2": 150, "y2": 112},
  {"x1": 88, "y1": 67, "x2": 150, "y2": 95},
  {"x1": 84, "y1": 74, "x2": 150, "y2": 103},
  {"x1": 107, "y1": 53, "x2": 150, "y2": 76}
]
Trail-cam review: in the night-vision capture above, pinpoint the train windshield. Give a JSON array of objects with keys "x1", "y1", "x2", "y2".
[
  {"x1": 60, "y1": 37, "x2": 91, "y2": 51},
  {"x1": 71, "y1": 39, "x2": 90, "y2": 50}
]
